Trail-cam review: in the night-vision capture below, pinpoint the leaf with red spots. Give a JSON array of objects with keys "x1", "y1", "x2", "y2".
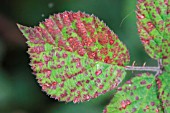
[
  {"x1": 157, "y1": 70, "x2": 170, "y2": 112},
  {"x1": 104, "y1": 73, "x2": 163, "y2": 113},
  {"x1": 17, "y1": 11, "x2": 130, "y2": 103},
  {"x1": 136, "y1": 0, "x2": 170, "y2": 65}
]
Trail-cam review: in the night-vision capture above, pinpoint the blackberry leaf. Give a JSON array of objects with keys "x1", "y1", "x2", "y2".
[{"x1": 17, "y1": 11, "x2": 130, "y2": 103}]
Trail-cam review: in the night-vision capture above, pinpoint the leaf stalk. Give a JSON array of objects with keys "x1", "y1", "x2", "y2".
[
  {"x1": 125, "y1": 59, "x2": 163, "y2": 76},
  {"x1": 125, "y1": 66, "x2": 159, "y2": 72}
]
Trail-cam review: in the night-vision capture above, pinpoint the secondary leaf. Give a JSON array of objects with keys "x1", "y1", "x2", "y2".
[
  {"x1": 104, "y1": 73, "x2": 163, "y2": 113},
  {"x1": 157, "y1": 71, "x2": 170, "y2": 112},
  {"x1": 136, "y1": 0, "x2": 170, "y2": 65},
  {"x1": 17, "y1": 11, "x2": 130, "y2": 103}
]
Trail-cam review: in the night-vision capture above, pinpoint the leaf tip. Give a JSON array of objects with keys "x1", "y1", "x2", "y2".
[
  {"x1": 16, "y1": 23, "x2": 26, "y2": 31},
  {"x1": 137, "y1": 0, "x2": 145, "y2": 3},
  {"x1": 16, "y1": 23, "x2": 32, "y2": 39}
]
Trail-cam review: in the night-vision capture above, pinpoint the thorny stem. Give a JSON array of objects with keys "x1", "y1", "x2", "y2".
[
  {"x1": 155, "y1": 59, "x2": 163, "y2": 76},
  {"x1": 125, "y1": 66, "x2": 159, "y2": 72},
  {"x1": 125, "y1": 59, "x2": 163, "y2": 76}
]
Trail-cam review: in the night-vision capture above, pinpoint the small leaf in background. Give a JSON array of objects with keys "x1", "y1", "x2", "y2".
[
  {"x1": 17, "y1": 11, "x2": 130, "y2": 103},
  {"x1": 136, "y1": 0, "x2": 170, "y2": 65},
  {"x1": 157, "y1": 71, "x2": 170, "y2": 112},
  {"x1": 104, "y1": 73, "x2": 162, "y2": 113}
]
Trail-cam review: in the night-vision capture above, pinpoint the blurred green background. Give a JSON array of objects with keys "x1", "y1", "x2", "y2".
[{"x1": 0, "y1": 0, "x2": 157, "y2": 113}]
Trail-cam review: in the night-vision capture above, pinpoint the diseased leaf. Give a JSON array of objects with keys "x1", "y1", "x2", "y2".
[
  {"x1": 104, "y1": 73, "x2": 163, "y2": 113},
  {"x1": 136, "y1": 0, "x2": 170, "y2": 65},
  {"x1": 17, "y1": 11, "x2": 130, "y2": 103},
  {"x1": 157, "y1": 71, "x2": 170, "y2": 112}
]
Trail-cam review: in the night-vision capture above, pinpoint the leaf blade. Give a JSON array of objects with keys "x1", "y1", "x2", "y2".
[
  {"x1": 104, "y1": 73, "x2": 163, "y2": 113},
  {"x1": 136, "y1": 0, "x2": 170, "y2": 65},
  {"x1": 157, "y1": 70, "x2": 170, "y2": 112},
  {"x1": 17, "y1": 11, "x2": 130, "y2": 102}
]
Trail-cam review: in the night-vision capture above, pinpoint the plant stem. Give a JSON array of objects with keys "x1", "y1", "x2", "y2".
[
  {"x1": 158, "y1": 59, "x2": 163, "y2": 70},
  {"x1": 125, "y1": 59, "x2": 163, "y2": 74},
  {"x1": 125, "y1": 66, "x2": 160, "y2": 72},
  {"x1": 155, "y1": 59, "x2": 163, "y2": 76}
]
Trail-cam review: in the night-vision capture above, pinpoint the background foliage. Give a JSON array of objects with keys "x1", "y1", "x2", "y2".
[{"x1": 0, "y1": 0, "x2": 157, "y2": 113}]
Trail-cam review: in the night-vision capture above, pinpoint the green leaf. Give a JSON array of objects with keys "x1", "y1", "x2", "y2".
[
  {"x1": 157, "y1": 71, "x2": 170, "y2": 112},
  {"x1": 17, "y1": 11, "x2": 130, "y2": 103},
  {"x1": 104, "y1": 73, "x2": 163, "y2": 113},
  {"x1": 136, "y1": 0, "x2": 170, "y2": 65}
]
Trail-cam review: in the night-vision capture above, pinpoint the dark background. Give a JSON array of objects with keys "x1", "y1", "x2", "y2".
[{"x1": 0, "y1": 0, "x2": 157, "y2": 113}]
